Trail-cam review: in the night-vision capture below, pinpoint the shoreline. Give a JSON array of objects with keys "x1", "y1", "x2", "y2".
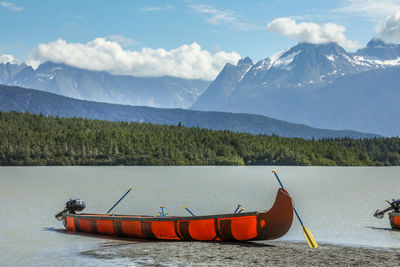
[{"x1": 80, "y1": 240, "x2": 400, "y2": 266}]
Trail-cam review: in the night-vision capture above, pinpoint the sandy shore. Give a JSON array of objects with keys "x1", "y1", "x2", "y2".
[{"x1": 80, "y1": 239, "x2": 400, "y2": 266}]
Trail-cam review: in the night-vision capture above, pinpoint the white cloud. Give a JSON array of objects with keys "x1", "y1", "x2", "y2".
[
  {"x1": 334, "y1": 1, "x2": 400, "y2": 43},
  {"x1": 32, "y1": 38, "x2": 241, "y2": 80},
  {"x1": 334, "y1": 0, "x2": 400, "y2": 20},
  {"x1": 0, "y1": 1, "x2": 22, "y2": 11},
  {"x1": 0, "y1": 54, "x2": 15, "y2": 63},
  {"x1": 375, "y1": 11, "x2": 400, "y2": 43},
  {"x1": 188, "y1": 4, "x2": 258, "y2": 30},
  {"x1": 139, "y1": 5, "x2": 173, "y2": 12},
  {"x1": 106, "y1": 35, "x2": 139, "y2": 47},
  {"x1": 267, "y1": 18, "x2": 361, "y2": 50}
]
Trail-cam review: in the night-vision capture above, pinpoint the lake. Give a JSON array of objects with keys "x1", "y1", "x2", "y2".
[{"x1": 1, "y1": 166, "x2": 399, "y2": 266}]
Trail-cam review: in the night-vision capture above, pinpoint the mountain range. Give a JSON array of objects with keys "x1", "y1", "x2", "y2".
[
  {"x1": 192, "y1": 39, "x2": 400, "y2": 137},
  {"x1": 0, "y1": 61, "x2": 210, "y2": 108},
  {"x1": 1, "y1": 38, "x2": 400, "y2": 136},
  {"x1": 0, "y1": 84, "x2": 378, "y2": 139}
]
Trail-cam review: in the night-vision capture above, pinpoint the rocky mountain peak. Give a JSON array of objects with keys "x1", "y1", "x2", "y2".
[
  {"x1": 191, "y1": 57, "x2": 253, "y2": 111},
  {"x1": 284, "y1": 42, "x2": 346, "y2": 57},
  {"x1": 238, "y1": 56, "x2": 253, "y2": 66},
  {"x1": 355, "y1": 38, "x2": 400, "y2": 60},
  {"x1": 367, "y1": 38, "x2": 386, "y2": 48}
]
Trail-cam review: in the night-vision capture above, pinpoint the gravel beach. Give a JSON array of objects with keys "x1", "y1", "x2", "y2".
[{"x1": 80, "y1": 240, "x2": 400, "y2": 266}]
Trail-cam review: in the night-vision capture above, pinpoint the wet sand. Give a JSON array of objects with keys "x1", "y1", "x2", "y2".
[{"x1": 80, "y1": 240, "x2": 400, "y2": 266}]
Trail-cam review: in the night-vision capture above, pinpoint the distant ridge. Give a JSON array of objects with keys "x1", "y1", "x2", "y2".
[
  {"x1": 0, "y1": 84, "x2": 379, "y2": 139},
  {"x1": 0, "y1": 61, "x2": 210, "y2": 108}
]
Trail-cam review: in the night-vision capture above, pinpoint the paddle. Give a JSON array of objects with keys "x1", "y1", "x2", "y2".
[
  {"x1": 272, "y1": 170, "x2": 318, "y2": 248},
  {"x1": 106, "y1": 187, "x2": 133, "y2": 215}
]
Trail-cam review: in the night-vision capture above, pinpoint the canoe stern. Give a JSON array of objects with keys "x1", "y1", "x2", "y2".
[{"x1": 254, "y1": 188, "x2": 294, "y2": 240}]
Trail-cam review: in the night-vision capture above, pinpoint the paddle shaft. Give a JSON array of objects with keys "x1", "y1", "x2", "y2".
[
  {"x1": 185, "y1": 207, "x2": 195, "y2": 216},
  {"x1": 106, "y1": 187, "x2": 133, "y2": 214},
  {"x1": 234, "y1": 204, "x2": 242, "y2": 214},
  {"x1": 161, "y1": 206, "x2": 165, "y2": 217},
  {"x1": 272, "y1": 172, "x2": 304, "y2": 225}
]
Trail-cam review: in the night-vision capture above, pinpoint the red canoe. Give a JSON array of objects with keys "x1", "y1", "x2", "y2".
[{"x1": 61, "y1": 188, "x2": 294, "y2": 241}]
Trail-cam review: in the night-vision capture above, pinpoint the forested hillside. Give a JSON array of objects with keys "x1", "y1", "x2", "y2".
[
  {"x1": 1, "y1": 111, "x2": 399, "y2": 166},
  {"x1": 0, "y1": 85, "x2": 378, "y2": 139}
]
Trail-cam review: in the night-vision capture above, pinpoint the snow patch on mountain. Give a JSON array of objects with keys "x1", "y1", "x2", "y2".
[
  {"x1": 326, "y1": 55, "x2": 335, "y2": 61},
  {"x1": 253, "y1": 49, "x2": 303, "y2": 72},
  {"x1": 238, "y1": 65, "x2": 252, "y2": 82},
  {"x1": 268, "y1": 50, "x2": 287, "y2": 65},
  {"x1": 353, "y1": 56, "x2": 400, "y2": 68},
  {"x1": 271, "y1": 50, "x2": 301, "y2": 70}
]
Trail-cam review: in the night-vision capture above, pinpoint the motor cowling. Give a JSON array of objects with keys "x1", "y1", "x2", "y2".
[
  {"x1": 389, "y1": 198, "x2": 400, "y2": 212},
  {"x1": 55, "y1": 199, "x2": 86, "y2": 221},
  {"x1": 66, "y1": 199, "x2": 86, "y2": 212}
]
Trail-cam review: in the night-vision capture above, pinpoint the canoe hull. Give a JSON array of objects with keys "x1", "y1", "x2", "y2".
[{"x1": 63, "y1": 188, "x2": 293, "y2": 241}]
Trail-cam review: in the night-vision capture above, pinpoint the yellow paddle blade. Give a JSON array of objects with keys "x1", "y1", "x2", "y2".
[{"x1": 302, "y1": 225, "x2": 318, "y2": 248}]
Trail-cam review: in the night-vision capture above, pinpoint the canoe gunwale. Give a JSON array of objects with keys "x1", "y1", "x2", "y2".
[{"x1": 63, "y1": 211, "x2": 262, "y2": 221}]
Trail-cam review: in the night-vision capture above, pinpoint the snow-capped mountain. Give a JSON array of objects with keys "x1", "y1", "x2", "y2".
[
  {"x1": 233, "y1": 42, "x2": 368, "y2": 95},
  {"x1": 191, "y1": 39, "x2": 400, "y2": 136},
  {"x1": 0, "y1": 62, "x2": 210, "y2": 108},
  {"x1": 231, "y1": 41, "x2": 400, "y2": 98}
]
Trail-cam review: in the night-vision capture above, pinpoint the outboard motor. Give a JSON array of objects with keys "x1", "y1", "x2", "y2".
[
  {"x1": 374, "y1": 198, "x2": 400, "y2": 219},
  {"x1": 55, "y1": 199, "x2": 86, "y2": 221}
]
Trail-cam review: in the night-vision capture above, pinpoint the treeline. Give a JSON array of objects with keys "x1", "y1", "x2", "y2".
[{"x1": 1, "y1": 111, "x2": 399, "y2": 166}]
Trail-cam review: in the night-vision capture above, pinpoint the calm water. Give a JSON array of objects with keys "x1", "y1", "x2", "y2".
[{"x1": 1, "y1": 166, "x2": 400, "y2": 266}]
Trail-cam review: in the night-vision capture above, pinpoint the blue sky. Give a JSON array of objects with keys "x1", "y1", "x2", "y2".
[{"x1": 1, "y1": 0, "x2": 400, "y2": 80}]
